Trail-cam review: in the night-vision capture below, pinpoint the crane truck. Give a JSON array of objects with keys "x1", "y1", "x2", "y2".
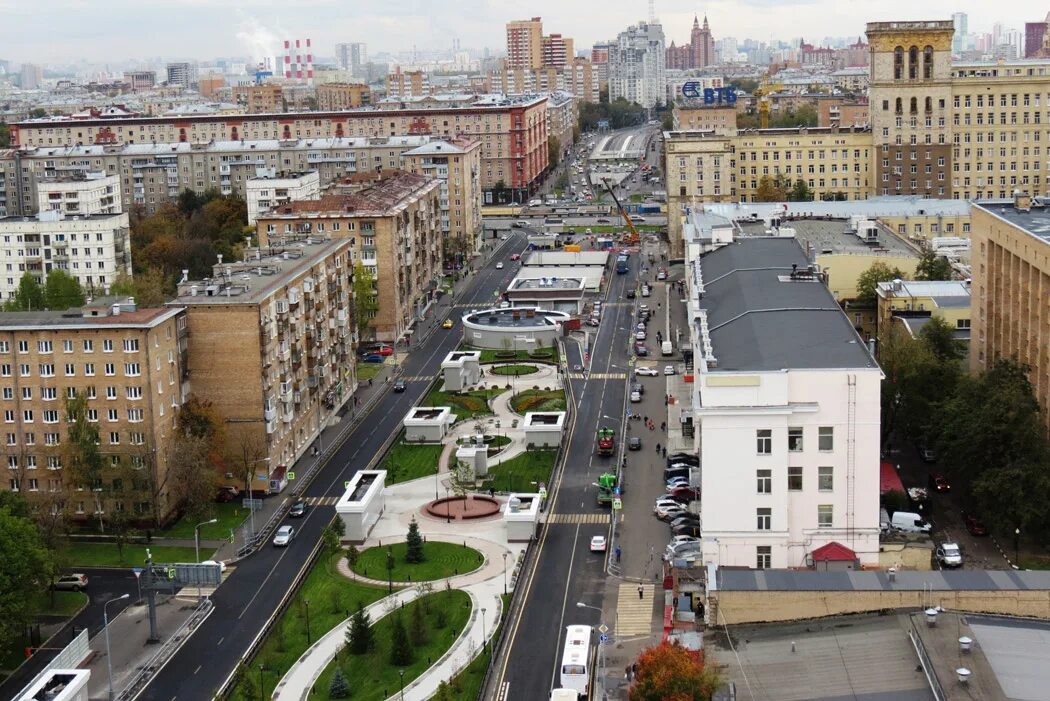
[{"x1": 600, "y1": 177, "x2": 640, "y2": 246}]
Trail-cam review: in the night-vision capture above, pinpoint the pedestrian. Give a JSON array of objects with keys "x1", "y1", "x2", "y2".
[
  {"x1": 615, "y1": 544, "x2": 622, "y2": 563},
  {"x1": 643, "y1": 415, "x2": 648, "y2": 425},
  {"x1": 655, "y1": 442, "x2": 661, "y2": 453},
  {"x1": 638, "y1": 585, "x2": 644, "y2": 600},
  {"x1": 368, "y1": 378, "x2": 373, "y2": 387},
  {"x1": 660, "y1": 421, "x2": 666, "y2": 432},
  {"x1": 662, "y1": 446, "x2": 667, "y2": 458}
]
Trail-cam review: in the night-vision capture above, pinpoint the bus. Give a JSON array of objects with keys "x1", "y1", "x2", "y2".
[
  {"x1": 551, "y1": 690, "x2": 579, "y2": 701},
  {"x1": 560, "y1": 625, "x2": 594, "y2": 697}
]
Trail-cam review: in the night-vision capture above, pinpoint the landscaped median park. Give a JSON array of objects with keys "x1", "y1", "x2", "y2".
[{"x1": 231, "y1": 353, "x2": 569, "y2": 701}]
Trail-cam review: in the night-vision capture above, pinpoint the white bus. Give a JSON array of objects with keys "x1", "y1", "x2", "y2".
[{"x1": 560, "y1": 624, "x2": 593, "y2": 697}]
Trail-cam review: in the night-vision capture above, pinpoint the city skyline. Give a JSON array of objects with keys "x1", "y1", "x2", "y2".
[{"x1": 0, "y1": 0, "x2": 1035, "y2": 64}]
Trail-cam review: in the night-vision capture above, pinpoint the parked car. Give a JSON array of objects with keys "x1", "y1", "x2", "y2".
[
  {"x1": 215, "y1": 485, "x2": 240, "y2": 503},
  {"x1": 929, "y1": 473, "x2": 951, "y2": 492},
  {"x1": 52, "y1": 573, "x2": 88, "y2": 592},
  {"x1": 891, "y1": 511, "x2": 932, "y2": 534},
  {"x1": 393, "y1": 379, "x2": 407, "y2": 393},
  {"x1": 596, "y1": 218, "x2": 610, "y2": 223},
  {"x1": 641, "y1": 286, "x2": 651, "y2": 297},
  {"x1": 663, "y1": 365, "x2": 676, "y2": 375},
  {"x1": 635, "y1": 366, "x2": 658, "y2": 377},
  {"x1": 273, "y1": 525, "x2": 295, "y2": 546},
  {"x1": 672, "y1": 524, "x2": 703, "y2": 538},
  {"x1": 626, "y1": 289, "x2": 636, "y2": 299},
  {"x1": 918, "y1": 444, "x2": 937, "y2": 462},
  {"x1": 655, "y1": 503, "x2": 687, "y2": 520},
  {"x1": 512, "y1": 220, "x2": 528, "y2": 228},
  {"x1": 361, "y1": 353, "x2": 384, "y2": 363},
  {"x1": 668, "y1": 486, "x2": 700, "y2": 502},
  {"x1": 666, "y1": 477, "x2": 690, "y2": 490},
  {"x1": 590, "y1": 535, "x2": 607, "y2": 552},
  {"x1": 963, "y1": 512, "x2": 988, "y2": 536},
  {"x1": 630, "y1": 382, "x2": 644, "y2": 396},
  {"x1": 586, "y1": 317, "x2": 600, "y2": 327},
  {"x1": 667, "y1": 452, "x2": 698, "y2": 465},
  {"x1": 635, "y1": 331, "x2": 647, "y2": 341},
  {"x1": 628, "y1": 436, "x2": 642, "y2": 451},
  {"x1": 630, "y1": 390, "x2": 642, "y2": 402},
  {"x1": 669, "y1": 515, "x2": 701, "y2": 530},
  {"x1": 288, "y1": 501, "x2": 307, "y2": 518},
  {"x1": 656, "y1": 268, "x2": 667, "y2": 280},
  {"x1": 668, "y1": 535, "x2": 700, "y2": 547},
  {"x1": 634, "y1": 342, "x2": 649, "y2": 357},
  {"x1": 510, "y1": 253, "x2": 521, "y2": 261},
  {"x1": 376, "y1": 345, "x2": 394, "y2": 356},
  {"x1": 496, "y1": 262, "x2": 505, "y2": 269},
  {"x1": 936, "y1": 542, "x2": 963, "y2": 568}
]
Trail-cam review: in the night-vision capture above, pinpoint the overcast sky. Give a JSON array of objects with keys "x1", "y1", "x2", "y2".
[{"x1": 0, "y1": 0, "x2": 1039, "y2": 65}]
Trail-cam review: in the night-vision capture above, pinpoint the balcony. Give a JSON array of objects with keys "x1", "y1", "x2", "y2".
[{"x1": 264, "y1": 405, "x2": 277, "y2": 422}]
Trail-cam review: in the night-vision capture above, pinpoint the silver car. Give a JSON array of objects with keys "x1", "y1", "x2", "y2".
[{"x1": 273, "y1": 525, "x2": 295, "y2": 547}]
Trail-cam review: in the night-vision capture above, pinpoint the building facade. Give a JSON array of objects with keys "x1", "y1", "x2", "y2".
[
  {"x1": 402, "y1": 139, "x2": 483, "y2": 255},
  {"x1": 335, "y1": 42, "x2": 368, "y2": 76},
  {"x1": 506, "y1": 18, "x2": 545, "y2": 70},
  {"x1": 385, "y1": 70, "x2": 429, "y2": 98},
  {"x1": 37, "y1": 172, "x2": 121, "y2": 216},
  {"x1": 257, "y1": 171, "x2": 443, "y2": 342},
  {"x1": 170, "y1": 237, "x2": 356, "y2": 494},
  {"x1": 672, "y1": 105, "x2": 736, "y2": 134},
  {"x1": 165, "y1": 62, "x2": 197, "y2": 89},
  {"x1": 608, "y1": 21, "x2": 666, "y2": 108},
  {"x1": 236, "y1": 84, "x2": 285, "y2": 114},
  {"x1": 666, "y1": 16, "x2": 716, "y2": 70},
  {"x1": 245, "y1": 170, "x2": 321, "y2": 226},
  {"x1": 0, "y1": 299, "x2": 186, "y2": 524},
  {"x1": 316, "y1": 83, "x2": 371, "y2": 111}
]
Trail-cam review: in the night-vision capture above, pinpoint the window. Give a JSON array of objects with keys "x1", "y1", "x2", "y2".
[
  {"x1": 126, "y1": 386, "x2": 142, "y2": 400},
  {"x1": 41, "y1": 387, "x2": 56, "y2": 401},
  {"x1": 102, "y1": 340, "x2": 113, "y2": 352},
  {"x1": 17, "y1": 340, "x2": 28, "y2": 353},
  {"x1": 125, "y1": 363, "x2": 140, "y2": 376},
  {"x1": 37, "y1": 340, "x2": 52, "y2": 353},
  {"x1": 818, "y1": 427, "x2": 834, "y2": 451},
  {"x1": 39, "y1": 364, "x2": 54, "y2": 377},
  {"x1": 788, "y1": 466, "x2": 803, "y2": 491},
  {"x1": 63, "y1": 340, "x2": 73, "y2": 353},
  {"x1": 104, "y1": 363, "x2": 115, "y2": 376},
  {"x1": 756, "y1": 429, "x2": 772, "y2": 455},
  {"x1": 83, "y1": 340, "x2": 93, "y2": 352},
  {"x1": 756, "y1": 469, "x2": 772, "y2": 494},
  {"x1": 756, "y1": 546, "x2": 772, "y2": 569},
  {"x1": 128, "y1": 408, "x2": 144, "y2": 423},
  {"x1": 818, "y1": 466, "x2": 834, "y2": 491},
  {"x1": 107, "y1": 409, "x2": 118, "y2": 422},
  {"x1": 64, "y1": 363, "x2": 75, "y2": 376},
  {"x1": 44, "y1": 432, "x2": 59, "y2": 445},
  {"x1": 756, "y1": 508, "x2": 771, "y2": 530},
  {"x1": 84, "y1": 363, "x2": 95, "y2": 376},
  {"x1": 123, "y1": 339, "x2": 139, "y2": 352},
  {"x1": 787, "y1": 427, "x2": 803, "y2": 452},
  {"x1": 42, "y1": 410, "x2": 58, "y2": 424},
  {"x1": 109, "y1": 432, "x2": 120, "y2": 445},
  {"x1": 817, "y1": 504, "x2": 833, "y2": 528}
]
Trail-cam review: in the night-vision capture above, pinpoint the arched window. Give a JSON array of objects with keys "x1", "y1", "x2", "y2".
[
  {"x1": 925, "y1": 96, "x2": 933, "y2": 113},
  {"x1": 894, "y1": 47, "x2": 904, "y2": 80},
  {"x1": 910, "y1": 97, "x2": 918, "y2": 114},
  {"x1": 895, "y1": 98, "x2": 903, "y2": 114},
  {"x1": 923, "y1": 46, "x2": 933, "y2": 79},
  {"x1": 908, "y1": 46, "x2": 919, "y2": 80}
]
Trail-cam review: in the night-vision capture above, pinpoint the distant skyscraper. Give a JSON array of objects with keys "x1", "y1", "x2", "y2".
[
  {"x1": 666, "y1": 15, "x2": 716, "y2": 69},
  {"x1": 608, "y1": 21, "x2": 666, "y2": 108},
  {"x1": 19, "y1": 63, "x2": 43, "y2": 89},
  {"x1": 506, "y1": 17, "x2": 545, "y2": 69},
  {"x1": 951, "y1": 12, "x2": 968, "y2": 54},
  {"x1": 165, "y1": 62, "x2": 197, "y2": 89},
  {"x1": 335, "y1": 42, "x2": 367, "y2": 77},
  {"x1": 1026, "y1": 15, "x2": 1050, "y2": 58}
]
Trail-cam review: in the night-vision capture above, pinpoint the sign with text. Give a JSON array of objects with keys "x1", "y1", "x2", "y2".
[{"x1": 681, "y1": 82, "x2": 737, "y2": 104}]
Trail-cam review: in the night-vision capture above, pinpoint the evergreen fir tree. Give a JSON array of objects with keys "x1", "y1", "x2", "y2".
[
  {"x1": 389, "y1": 610, "x2": 414, "y2": 666},
  {"x1": 405, "y1": 517, "x2": 425, "y2": 564},
  {"x1": 328, "y1": 667, "x2": 351, "y2": 699},
  {"x1": 410, "y1": 600, "x2": 428, "y2": 645},
  {"x1": 345, "y1": 604, "x2": 374, "y2": 655}
]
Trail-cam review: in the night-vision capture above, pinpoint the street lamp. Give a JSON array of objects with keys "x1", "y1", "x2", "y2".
[
  {"x1": 481, "y1": 607, "x2": 488, "y2": 653},
  {"x1": 258, "y1": 664, "x2": 265, "y2": 701},
  {"x1": 576, "y1": 602, "x2": 607, "y2": 694},
  {"x1": 104, "y1": 593, "x2": 130, "y2": 700},
  {"x1": 194, "y1": 518, "x2": 218, "y2": 563},
  {"x1": 502, "y1": 552, "x2": 508, "y2": 596},
  {"x1": 304, "y1": 599, "x2": 312, "y2": 645},
  {"x1": 399, "y1": 669, "x2": 405, "y2": 700},
  {"x1": 445, "y1": 485, "x2": 451, "y2": 524},
  {"x1": 1015, "y1": 527, "x2": 1021, "y2": 567},
  {"x1": 245, "y1": 458, "x2": 270, "y2": 539}
]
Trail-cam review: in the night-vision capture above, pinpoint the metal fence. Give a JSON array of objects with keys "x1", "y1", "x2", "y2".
[
  {"x1": 908, "y1": 615, "x2": 947, "y2": 701},
  {"x1": 12, "y1": 628, "x2": 90, "y2": 699}
]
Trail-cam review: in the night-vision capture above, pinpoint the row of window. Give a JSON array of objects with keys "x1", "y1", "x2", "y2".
[
  {"x1": 0, "y1": 338, "x2": 139, "y2": 354},
  {"x1": 4, "y1": 407, "x2": 144, "y2": 424},
  {"x1": 756, "y1": 466, "x2": 834, "y2": 492},
  {"x1": 3, "y1": 385, "x2": 142, "y2": 400},
  {"x1": 756, "y1": 427, "x2": 833, "y2": 455},
  {"x1": 0, "y1": 362, "x2": 141, "y2": 377},
  {"x1": 754, "y1": 504, "x2": 835, "y2": 530}
]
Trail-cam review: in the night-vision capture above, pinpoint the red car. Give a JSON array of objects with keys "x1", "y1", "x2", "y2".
[
  {"x1": 963, "y1": 512, "x2": 988, "y2": 536},
  {"x1": 668, "y1": 486, "x2": 700, "y2": 503},
  {"x1": 930, "y1": 474, "x2": 951, "y2": 492},
  {"x1": 510, "y1": 253, "x2": 520, "y2": 261}
]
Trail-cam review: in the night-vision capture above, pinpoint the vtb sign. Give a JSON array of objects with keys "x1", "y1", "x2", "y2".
[{"x1": 681, "y1": 83, "x2": 737, "y2": 104}]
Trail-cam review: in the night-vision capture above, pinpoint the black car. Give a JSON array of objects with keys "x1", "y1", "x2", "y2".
[
  {"x1": 630, "y1": 382, "x2": 644, "y2": 396},
  {"x1": 667, "y1": 454, "x2": 699, "y2": 467},
  {"x1": 628, "y1": 436, "x2": 642, "y2": 451},
  {"x1": 669, "y1": 515, "x2": 701, "y2": 529},
  {"x1": 393, "y1": 379, "x2": 407, "y2": 393},
  {"x1": 671, "y1": 524, "x2": 703, "y2": 538},
  {"x1": 626, "y1": 289, "x2": 636, "y2": 299},
  {"x1": 288, "y1": 501, "x2": 307, "y2": 518}
]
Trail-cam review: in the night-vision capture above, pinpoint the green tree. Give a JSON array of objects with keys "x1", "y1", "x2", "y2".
[
  {"x1": 0, "y1": 505, "x2": 53, "y2": 643},
  {"x1": 918, "y1": 316, "x2": 965, "y2": 363},
  {"x1": 28, "y1": 108, "x2": 48, "y2": 118},
  {"x1": 110, "y1": 269, "x2": 171, "y2": 307},
  {"x1": 389, "y1": 610, "x2": 414, "y2": 665},
  {"x1": 108, "y1": 508, "x2": 137, "y2": 561},
  {"x1": 754, "y1": 175, "x2": 787, "y2": 202},
  {"x1": 878, "y1": 325, "x2": 960, "y2": 444},
  {"x1": 5, "y1": 272, "x2": 45, "y2": 311},
  {"x1": 787, "y1": 178, "x2": 814, "y2": 202},
  {"x1": 0, "y1": 121, "x2": 10, "y2": 148},
  {"x1": 345, "y1": 603, "x2": 374, "y2": 654},
  {"x1": 404, "y1": 517, "x2": 425, "y2": 564},
  {"x1": 409, "y1": 599, "x2": 429, "y2": 645},
  {"x1": 914, "y1": 249, "x2": 953, "y2": 281},
  {"x1": 855, "y1": 261, "x2": 905, "y2": 304},
  {"x1": 352, "y1": 262, "x2": 378, "y2": 342},
  {"x1": 328, "y1": 667, "x2": 351, "y2": 698},
  {"x1": 322, "y1": 523, "x2": 341, "y2": 555},
  {"x1": 433, "y1": 680, "x2": 454, "y2": 701},
  {"x1": 547, "y1": 135, "x2": 561, "y2": 168},
  {"x1": 65, "y1": 392, "x2": 103, "y2": 497},
  {"x1": 729, "y1": 78, "x2": 760, "y2": 94},
  {"x1": 345, "y1": 543, "x2": 360, "y2": 572},
  {"x1": 43, "y1": 269, "x2": 85, "y2": 310},
  {"x1": 166, "y1": 432, "x2": 217, "y2": 523}
]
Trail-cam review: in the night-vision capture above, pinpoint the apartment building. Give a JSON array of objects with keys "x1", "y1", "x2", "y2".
[
  {"x1": 169, "y1": 238, "x2": 356, "y2": 494},
  {"x1": 316, "y1": 83, "x2": 371, "y2": 111},
  {"x1": 233, "y1": 84, "x2": 285, "y2": 114},
  {"x1": 10, "y1": 95, "x2": 549, "y2": 200},
  {"x1": 875, "y1": 279, "x2": 971, "y2": 349},
  {"x1": 37, "y1": 172, "x2": 120, "y2": 216},
  {"x1": 608, "y1": 21, "x2": 667, "y2": 109},
  {"x1": 124, "y1": 71, "x2": 156, "y2": 91},
  {"x1": 0, "y1": 298, "x2": 186, "y2": 524},
  {"x1": 402, "y1": 139, "x2": 483, "y2": 254},
  {"x1": 0, "y1": 211, "x2": 132, "y2": 301},
  {"x1": 506, "y1": 18, "x2": 545, "y2": 70},
  {"x1": 672, "y1": 105, "x2": 736, "y2": 134},
  {"x1": 165, "y1": 62, "x2": 197, "y2": 90},
  {"x1": 546, "y1": 92, "x2": 577, "y2": 153},
  {"x1": 970, "y1": 197, "x2": 1050, "y2": 431},
  {"x1": 385, "y1": 70, "x2": 429, "y2": 98},
  {"x1": 683, "y1": 236, "x2": 882, "y2": 568},
  {"x1": 257, "y1": 171, "x2": 443, "y2": 342},
  {"x1": 542, "y1": 34, "x2": 574, "y2": 68},
  {"x1": 245, "y1": 170, "x2": 321, "y2": 226}
]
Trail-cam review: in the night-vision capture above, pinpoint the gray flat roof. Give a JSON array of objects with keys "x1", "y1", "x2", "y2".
[
  {"x1": 704, "y1": 195, "x2": 972, "y2": 221},
  {"x1": 510, "y1": 276, "x2": 583, "y2": 291},
  {"x1": 698, "y1": 238, "x2": 878, "y2": 371},
  {"x1": 718, "y1": 568, "x2": 1050, "y2": 592},
  {"x1": 523, "y1": 251, "x2": 609, "y2": 267},
  {"x1": 737, "y1": 218, "x2": 918, "y2": 257},
  {"x1": 974, "y1": 202, "x2": 1050, "y2": 243}
]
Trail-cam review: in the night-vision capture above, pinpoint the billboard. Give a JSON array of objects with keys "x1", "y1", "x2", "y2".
[{"x1": 681, "y1": 83, "x2": 737, "y2": 104}]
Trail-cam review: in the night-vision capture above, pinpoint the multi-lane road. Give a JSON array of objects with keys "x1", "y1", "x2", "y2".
[{"x1": 138, "y1": 233, "x2": 529, "y2": 701}]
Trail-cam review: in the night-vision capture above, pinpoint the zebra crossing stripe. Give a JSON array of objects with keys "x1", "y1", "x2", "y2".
[{"x1": 615, "y1": 583, "x2": 654, "y2": 636}]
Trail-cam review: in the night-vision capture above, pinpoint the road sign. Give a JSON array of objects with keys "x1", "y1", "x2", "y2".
[
  {"x1": 166, "y1": 567, "x2": 176, "y2": 580},
  {"x1": 287, "y1": 471, "x2": 296, "y2": 481},
  {"x1": 614, "y1": 487, "x2": 621, "y2": 497},
  {"x1": 242, "y1": 498, "x2": 263, "y2": 511},
  {"x1": 132, "y1": 567, "x2": 142, "y2": 579},
  {"x1": 599, "y1": 633, "x2": 609, "y2": 645},
  {"x1": 612, "y1": 498, "x2": 623, "y2": 510},
  {"x1": 598, "y1": 623, "x2": 608, "y2": 634}
]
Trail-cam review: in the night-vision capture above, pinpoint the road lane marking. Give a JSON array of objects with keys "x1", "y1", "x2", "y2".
[
  {"x1": 216, "y1": 636, "x2": 224, "y2": 646},
  {"x1": 550, "y1": 524, "x2": 582, "y2": 691},
  {"x1": 194, "y1": 664, "x2": 202, "y2": 675}
]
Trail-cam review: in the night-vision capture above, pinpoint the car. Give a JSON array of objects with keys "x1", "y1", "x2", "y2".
[
  {"x1": 634, "y1": 216, "x2": 647, "y2": 222},
  {"x1": 963, "y1": 512, "x2": 988, "y2": 536},
  {"x1": 590, "y1": 535, "x2": 607, "y2": 552},
  {"x1": 665, "y1": 542, "x2": 703, "y2": 560},
  {"x1": 375, "y1": 345, "x2": 394, "y2": 356},
  {"x1": 52, "y1": 573, "x2": 88, "y2": 592},
  {"x1": 393, "y1": 379, "x2": 407, "y2": 393},
  {"x1": 635, "y1": 322, "x2": 647, "y2": 332},
  {"x1": 626, "y1": 289, "x2": 636, "y2": 299},
  {"x1": 636, "y1": 366, "x2": 658, "y2": 377},
  {"x1": 634, "y1": 343, "x2": 649, "y2": 357},
  {"x1": 668, "y1": 486, "x2": 701, "y2": 502},
  {"x1": 215, "y1": 485, "x2": 240, "y2": 503},
  {"x1": 201, "y1": 559, "x2": 227, "y2": 574},
  {"x1": 656, "y1": 269, "x2": 667, "y2": 280},
  {"x1": 635, "y1": 330, "x2": 647, "y2": 341},
  {"x1": 512, "y1": 221, "x2": 527, "y2": 228},
  {"x1": 630, "y1": 382, "x2": 644, "y2": 396},
  {"x1": 668, "y1": 535, "x2": 700, "y2": 547},
  {"x1": 638, "y1": 304, "x2": 650, "y2": 314},
  {"x1": 496, "y1": 262, "x2": 504, "y2": 269},
  {"x1": 288, "y1": 501, "x2": 307, "y2": 518},
  {"x1": 442, "y1": 318, "x2": 454, "y2": 329},
  {"x1": 930, "y1": 474, "x2": 951, "y2": 492},
  {"x1": 510, "y1": 253, "x2": 520, "y2": 261},
  {"x1": 596, "y1": 218, "x2": 610, "y2": 223},
  {"x1": 628, "y1": 436, "x2": 642, "y2": 450},
  {"x1": 655, "y1": 503, "x2": 686, "y2": 520},
  {"x1": 664, "y1": 365, "x2": 676, "y2": 375},
  {"x1": 672, "y1": 524, "x2": 703, "y2": 538},
  {"x1": 667, "y1": 452, "x2": 698, "y2": 465},
  {"x1": 936, "y1": 542, "x2": 963, "y2": 568},
  {"x1": 500, "y1": 234, "x2": 508, "y2": 240},
  {"x1": 361, "y1": 353, "x2": 384, "y2": 363},
  {"x1": 666, "y1": 477, "x2": 690, "y2": 490},
  {"x1": 630, "y1": 390, "x2": 642, "y2": 402},
  {"x1": 273, "y1": 525, "x2": 295, "y2": 546},
  {"x1": 669, "y1": 516, "x2": 701, "y2": 530},
  {"x1": 641, "y1": 286, "x2": 651, "y2": 297},
  {"x1": 918, "y1": 444, "x2": 936, "y2": 462}
]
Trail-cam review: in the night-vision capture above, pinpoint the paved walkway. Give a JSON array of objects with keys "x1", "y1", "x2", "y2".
[{"x1": 335, "y1": 534, "x2": 509, "y2": 588}]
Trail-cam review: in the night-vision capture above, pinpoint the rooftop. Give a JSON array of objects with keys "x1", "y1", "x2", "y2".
[
  {"x1": 402, "y1": 137, "x2": 479, "y2": 156},
  {"x1": 522, "y1": 251, "x2": 609, "y2": 267},
  {"x1": 974, "y1": 200, "x2": 1050, "y2": 244},
  {"x1": 267, "y1": 170, "x2": 438, "y2": 218},
  {"x1": 697, "y1": 237, "x2": 879, "y2": 372},
  {"x1": 0, "y1": 298, "x2": 181, "y2": 330},
  {"x1": 736, "y1": 218, "x2": 919, "y2": 257},
  {"x1": 463, "y1": 307, "x2": 569, "y2": 328},
  {"x1": 717, "y1": 567, "x2": 1050, "y2": 592},
  {"x1": 701, "y1": 195, "x2": 972, "y2": 221},
  {"x1": 876, "y1": 279, "x2": 972, "y2": 300},
  {"x1": 509, "y1": 276, "x2": 584, "y2": 291},
  {"x1": 15, "y1": 136, "x2": 436, "y2": 159}
]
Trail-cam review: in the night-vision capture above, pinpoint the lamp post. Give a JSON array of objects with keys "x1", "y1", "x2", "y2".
[
  {"x1": 577, "y1": 602, "x2": 608, "y2": 695},
  {"x1": 481, "y1": 607, "x2": 488, "y2": 653},
  {"x1": 246, "y1": 457, "x2": 271, "y2": 539},
  {"x1": 502, "y1": 552, "x2": 508, "y2": 596},
  {"x1": 194, "y1": 517, "x2": 217, "y2": 600},
  {"x1": 445, "y1": 485, "x2": 451, "y2": 523},
  {"x1": 104, "y1": 593, "x2": 130, "y2": 700},
  {"x1": 1015, "y1": 527, "x2": 1021, "y2": 567},
  {"x1": 258, "y1": 664, "x2": 265, "y2": 701},
  {"x1": 304, "y1": 599, "x2": 312, "y2": 645},
  {"x1": 399, "y1": 669, "x2": 405, "y2": 700}
]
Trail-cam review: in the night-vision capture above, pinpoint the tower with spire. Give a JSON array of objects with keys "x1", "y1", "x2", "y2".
[{"x1": 666, "y1": 14, "x2": 716, "y2": 69}]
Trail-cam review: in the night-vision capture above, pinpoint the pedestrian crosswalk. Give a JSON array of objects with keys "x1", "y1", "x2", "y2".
[
  {"x1": 397, "y1": 374, "x2": 435, "y2": 382},
  {"x1": 568, "y1": 372, "x2": 627, "y2": 380},
  {"x1": 303, "y1": 495, "x2": 340, "y2": 506},
  {"x1": 547, "y1": 513, "x2": 614, "y2": 524},
  {"x1": 615, "y1": 582, "x2": 655, "y2": 636}
]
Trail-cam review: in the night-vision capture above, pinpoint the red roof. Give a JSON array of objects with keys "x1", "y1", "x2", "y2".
[
  {"x1": 880, "y1": 461, "x2": 905, "y2": 494},
  {"x1": 811, "y1": 542, "x2": 857, "y2": 562}
]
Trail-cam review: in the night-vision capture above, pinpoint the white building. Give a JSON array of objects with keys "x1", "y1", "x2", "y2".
[
  {"x1": 0, "y1": 211, "x2": 132, "y2": 299},
  {"x1": 245, "y1": 170, "x2": 321, "y2": 225},
  {"x1": 608, "y1": 21, "x2": 666, "y2": 108},
  {"x1": 686, "y1": 237, "x2": 882, "y2": 569},
  {"x1": 166, "y1": 62, "x2": 198, "y2": 89},
  {"x1": 36, "y1": 172, "x2": 121, "y2": 217}
]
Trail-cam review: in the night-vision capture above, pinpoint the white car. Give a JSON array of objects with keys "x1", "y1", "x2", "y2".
[
  {"x1": 668, "y1": 535, "x2": 701, "y2": 547},
  {"x1": 635, "y1": 366, "x2": 658, "y2": 377},
  {"x1": 664, "y1": 365, "x2": 676, "y2": 375},
  {"x1": 666, "y1": 477, "x2": 690, "y2": 490},
  {"x1": 654, "y1": 498, "x2": 680, "y2": 512},
  {"x1": 590, "y1": 535, "x2": 607, "y2": 552},
  {"x1": 630, "y1": 390, "x2": 642, "y2": 402},
  {"x1": 656, "y1": 504, "x2": 687, "y2": 521},
  {"x1": 635, "y1": 331, "x2": 647, "y2": 341},
  {"x1": 496, "y1": 262, "x2": 504, "y2": 269},
  {"x1": 273, "y1": 525, "x2": 295, "y2": 547},
  {"x1": 936, "y1": 542, "x2": 963, "y2": 568},
  {"x1": 641, "y1": 287, "x2": 651, "y2": 297}
]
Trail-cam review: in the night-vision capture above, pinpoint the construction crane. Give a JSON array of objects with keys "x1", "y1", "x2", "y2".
[
  {"x1": 751, "y1": 81, "x2": 784, "y2": 130},
  {"x1": 600, "y1": 177, "x2": 640, "y2": 246}
]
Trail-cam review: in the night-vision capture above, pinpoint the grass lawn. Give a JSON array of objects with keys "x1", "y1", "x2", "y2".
[
  {"x1": 510, "y1": 389, "x2": 567, "y2": 414},
  {"x1": 378, "y1": 440, "x2": 445, "y2": 485},
  {"x1": 476, "y1": 347, "x2": 559, "y2": 363},
  {"x1": 356, "y1": 362, "x2": 386, "y2": 381},
  {"x1": 160, "y1": 501, "x2": 250, "y2": 541},
  {"x1": 483, "y1": 450, "x2": 558, "y2": 493},
  {"x1": 66, "y1": 542, "x2": 204, "y2": 568},
  {"x1": 424, "y1": 388, "x2": 504, "y2": 420},
  {"x1": 312, "y1": 589, "x2": 472, "y2": 701},
  {"x1": 629, "y1": 194, "x2": 644, "y2": 202},
  {"x1": 229, "y1": 553, "x2": 389, "y2": 700},
  {"x1": 445, "y1": 593, "x2": 511, "y2": 699},
  {"x1": 1018, "y1": 553, "x2": 1050, "y2": 570},
  {"x1": 351, "y1": 541, "x2": 483, "y2": 582},
  {"x1": 490, "y1": 364, "x2": 539, "y2": 376}
]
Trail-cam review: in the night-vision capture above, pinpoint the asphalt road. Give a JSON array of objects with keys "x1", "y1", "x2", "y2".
[
  {"x1": 494, "y1": 259, "x2": 638, "y2": 700},
  {"x1": 0, "y1": 568, "x2": 137, "y2": 698},
  {"x1": 137, "y1": 233, "x2": 530, "y2": 701}
]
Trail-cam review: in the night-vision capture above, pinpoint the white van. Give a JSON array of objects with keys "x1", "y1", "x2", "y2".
[
  {"x1": 661, "y1": 340, "x2": 673, "y2": 356},
  {"x1": 891, "y1": 511, "x2": 932, "y2": 534}
]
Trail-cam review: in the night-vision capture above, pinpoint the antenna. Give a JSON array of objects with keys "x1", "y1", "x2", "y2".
[{"x1": 649, "y1": 0, "x2": 656, "y2": 23}]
